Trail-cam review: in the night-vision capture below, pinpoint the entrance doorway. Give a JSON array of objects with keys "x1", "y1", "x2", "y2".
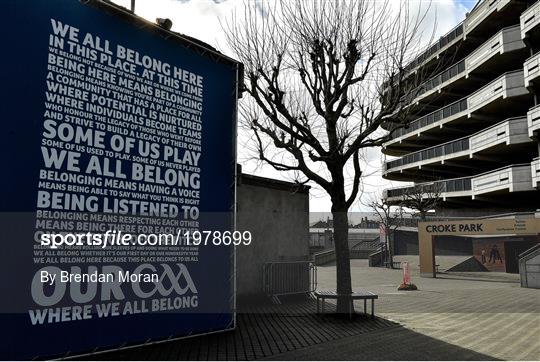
[{"x1": 504, "y1": 241, "x2": 538, "y2": 273}]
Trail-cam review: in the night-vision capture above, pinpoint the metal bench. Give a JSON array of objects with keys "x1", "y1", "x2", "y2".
[{"x1": 314, "y1": 289, "x2": 378, "y2": 319}]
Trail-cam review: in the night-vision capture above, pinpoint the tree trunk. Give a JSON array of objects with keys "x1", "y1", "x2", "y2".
[{"x1": 332, "y1": 202, "x2": 352, "y2": 314}]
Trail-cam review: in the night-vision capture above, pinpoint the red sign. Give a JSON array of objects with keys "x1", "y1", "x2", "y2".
[{"x1": 402, "y1": 261, "x2": 411, "y2": 285}]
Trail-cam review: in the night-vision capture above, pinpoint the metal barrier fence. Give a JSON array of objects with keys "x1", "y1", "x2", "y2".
[
  {"x1": 382, "y1": 23, "x2": 463, "y2": 91},
  {"x1": 390, "y1": 97, "x2": 468, "y2": 139},
  {"x1": 387, "y1": 137, "x2": 469, "y2": 170},
  {"x1": 519, "y1": 244, "x2": 540, "y2": 289},
  {"x1": 262, "y1": 261, "x2": 317, "y2": 298},
  {"x1": 403, "y1": 23, "x2": 464, "y2": 74},
  {"x1": 402, "y1": 60, "x2": 466, "y2": 104},
  {"x1": 386, "y1": 177, "x2": 472, "y2": 198}
]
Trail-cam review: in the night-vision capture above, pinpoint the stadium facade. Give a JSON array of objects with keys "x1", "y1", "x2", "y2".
[{"x1": 382, "y1": 0, "x2": 540, "y2": 213}]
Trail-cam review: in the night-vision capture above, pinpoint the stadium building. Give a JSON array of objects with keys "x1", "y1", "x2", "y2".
[
  {"x1": 382, "y1": 0, "x2": 540, "y2": 211},
  {"x1": 380, "y1": 0, "x2": 540, "y2": 277}
]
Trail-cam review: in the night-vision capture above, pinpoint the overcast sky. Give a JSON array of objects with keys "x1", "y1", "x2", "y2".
[{"x1": 111, "y1": 0, "x2": 475, "y2": 212}]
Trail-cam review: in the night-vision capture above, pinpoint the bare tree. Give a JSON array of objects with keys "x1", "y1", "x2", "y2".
[
  {"x1": 224, "y1": 0, "x2": 436, "y2": 313},
  {"x1": 399, "y1": 182, "x2": 443, "y2": 221},
  {"x1": 369, "y1": 199, "x2": 404, "y2": 266}
]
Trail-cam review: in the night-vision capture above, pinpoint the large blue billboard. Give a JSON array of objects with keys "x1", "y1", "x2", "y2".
[{"x1": 0, "y1": 0, "x2": 239, "y2": 359}]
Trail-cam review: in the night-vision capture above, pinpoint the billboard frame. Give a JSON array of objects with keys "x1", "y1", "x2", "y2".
[
  {"x1": 2, "y1": 0, "x2": 243, "y2": 358},
  {"x1": 72, "y1": 0, "x2": 243, "y2": 358}
]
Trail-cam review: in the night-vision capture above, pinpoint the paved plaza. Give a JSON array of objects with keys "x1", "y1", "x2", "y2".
[
  {"x1": 83, "y1": 298, "x2": 395, "y2": 361},
  {"x1": 88, "y1": 258, "x2": 540, "y2": 361},
  {"x1": 312, "y1": 258, "x2": 540, "y2": 361}
]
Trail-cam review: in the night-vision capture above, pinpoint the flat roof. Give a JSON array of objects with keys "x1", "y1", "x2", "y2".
[{"x1": 239, "y1": 172, "x2": 310, "y2": 194}]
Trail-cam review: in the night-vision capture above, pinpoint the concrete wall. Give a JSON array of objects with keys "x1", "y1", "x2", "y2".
[
  {"x1": 236, "y1": 172, "x2": 310, "y2": 297},
  {"x1": 393, "y1": 230, "x2": 419, "y2": 255},
  {"x1": 435, "y1": 236, "x2": 474, "y2": 256}
]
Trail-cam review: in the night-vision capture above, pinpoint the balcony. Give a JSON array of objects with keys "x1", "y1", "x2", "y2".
[
  {"x1": 399, "y1": 25, "x2": 525, "y2": 109},
  {"x1": 385, "y1": 98, "x2": 468, "y2": 143},
  {"x1": 400, "y1": 61, "x2": 466, "y2": 106},
  {"x1": 383, "y1": 117, "x2": 529, "y2": 178},
  {"x1": 381, "y1": 24, "x2": 464, "y2": 96},
  {"x1": 532, "y1": 157, "x2": 540, "y2": 187},
  {"x1": 383, "y1": 1, "x2": 527, "y2": 98},
  {"x1": 521, "y1": 0, "x2": 540, "y2": 39},
  {"x1": 401, "y1": 0, "x2": 519, "y2": 76},
  {"x1": 384, "y1": 176, "x2": 473, "y2": 203},
  {"x1": 464, "y1": 0, "x2": 512, "y2": 37},
  {"x1": 384, "y1": 71, "x2": 529, "y2": 155},
  {"x1": 402, "y1": 24, "x2": 464, "y2": 76},
  {"x1": 472, "y1": 164, "x2": 533, "y2": 197},
  {"x1": 384, "y1": 164, "x2": 534, "y2": 204},
  {"x1": 384, "y1": 176, "x2": 472, "y2": 202},
  {"x1": 524, "y1": 52, "x2": 540, "y2": 87},
  {"x1": 528, "y1": 104, "x2": 540, "y2": 137},
  {"x1": 468, "y1": 70, "x2": 527, "y2": 113},
  {"x1": 469, "y1": 116, "x2": 529, "y2": 152},
  {"x1": 466, "y1": 25, "x2": 525, "y2": 74},
  {"x1": 384, "y1": 138, "x2": 469, "y2": 175}
]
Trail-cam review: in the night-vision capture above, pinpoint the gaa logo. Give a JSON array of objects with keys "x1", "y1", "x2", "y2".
[{"x1": 31, "y1": 263, "x2": 197, "y2": 306}]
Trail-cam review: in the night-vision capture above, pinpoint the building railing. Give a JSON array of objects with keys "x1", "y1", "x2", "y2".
[
  {"x1": 401, "y1": 60, "x2": 466, "y2": 105},
  {"x1": 472, "y1": 166, "x2": 512, "y2": 193},
  {"x1": 389, "y1": 98, "x2": 468, "y2": 139},
  {"x1": 384, "y1": 0, "x2": 522, "y2": 95},
  {"x1": 464, "y1": 0, "x2": 511, "y2": 36},
  {"x1": 404, "y1": 0, "x2": 506, "y2": 75},
  {"x1": 387, "y1": 71, "x2": 526, "y2": 145},
  {"x1": 386, "y1": 163, "x2": 534, "y2": 201},
  {"x1": 385, "y1": 137, "x2": 469, "y2": 170},
  {"x1": 472, "y1": 163, "x2": 532, "y2": 195},
  {"x1": 524, "y1": 51, "x2": 540, "y2": 86},
  {"x1": 403, "y1": 24, "x2": 464, "y2": 75},
  {"x1": 466, "y1": 25, "x2": 524, "y2": 73},
  {"x1": 386, "y1": 116, "x2": 527, "y2": 173},
  {"x1": 468, "y1": 70, "x2": 525, "y2": 112},
  {"x1": 397, "y1": 25, "x2": 524, "y2": 108},
  {"x1": 521, "y1": 0, "x2": 540, "y2": 39},
  {"x1": 528, "y1": 104, "x2": 540, "y2": 137},
  {"x1": 470, "y1": 116, "x2": 528, "y2": 150},
  {"x1": 387, "y1": 0, "x2": 517, "y2": 90},
  {"x1": 519, "y1": 243, "x2": 540, "y2": 289},
  {"x1": 385, "y1": 176, "x2": 472, "y2": 199},
  {"x1": 381, "y1": 23, "x2": 464, "y2": 91}
]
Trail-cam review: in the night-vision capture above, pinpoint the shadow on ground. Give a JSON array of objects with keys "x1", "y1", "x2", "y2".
[
  {"x1": 262, "y1": 323, "x2": 498, "y2": 361},
  {"x1": 73, "y1": 296, "x2": 393, "y2": 361},
  {"x1": 74, "y1": 295, "x2": 497, "y2": 361}
]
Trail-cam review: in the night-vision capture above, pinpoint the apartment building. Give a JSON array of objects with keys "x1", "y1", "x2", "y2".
[{"x1": 382, "y1": 0, "x2": 540, "y2": 213}]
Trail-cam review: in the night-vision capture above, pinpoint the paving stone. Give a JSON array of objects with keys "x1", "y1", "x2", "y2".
[
  {"x1": 86, "y1": 297, "x2": 395, "y2": 361},
  {"x1": 75, "y1": 259, "x2": 539, "y2": 360}
]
